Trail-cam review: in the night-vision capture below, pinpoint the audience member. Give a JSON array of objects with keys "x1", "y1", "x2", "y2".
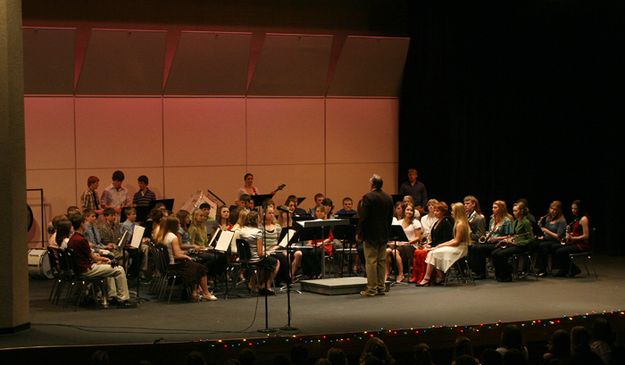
[
  {"x1": 591, "y1": 317, "x2": 615, "y2": 365},
  {"x1": 238, "y1": 348, "x2": 257, "y2": 365},
  {"x1": 542, "y1": 329, "x2": 570, "y2": 365},
  {"x1": 413, "y1": 343, "x2": 436, "y2": 365},
  {"x1": 570, "y1": 326, "x2": 604, "y2": 365},
  {"x1": 359, "y1": 337, "x2": 395, "y2": 365},
  {"x1": 481, "y1": 348, "x2": 503, "y2": 365},
  {"x1": 186, "y1": 351, "x2": 208, "y2": 365},
  {"x1": 326, "y1": 347, "x2": 348, "y2": 365}
]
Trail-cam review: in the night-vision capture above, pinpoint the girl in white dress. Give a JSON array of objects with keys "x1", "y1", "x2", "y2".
[{"x1": 418, "y1": 202, "x2": 470, "y2": 285}]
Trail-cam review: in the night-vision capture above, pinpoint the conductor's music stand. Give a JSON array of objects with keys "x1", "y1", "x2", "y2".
[
  {"x1": 333, "y1": 215, "x2": 358, "y2": 277},
  {"x1": 388, "y1": 225, "x2": 409, "y2": 287},
  {"x1": 295, "y1": 218, "x2": 349, "y2": 278}
]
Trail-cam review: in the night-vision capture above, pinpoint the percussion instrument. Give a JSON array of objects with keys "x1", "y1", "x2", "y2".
[{"x1": 28, "y1": 248, "x2": 54, "y2": 279}]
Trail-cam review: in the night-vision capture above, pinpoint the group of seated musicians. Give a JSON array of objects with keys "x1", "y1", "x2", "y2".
[{"x1": 48, "y1": 170, "x2": 592, "y2": 304}]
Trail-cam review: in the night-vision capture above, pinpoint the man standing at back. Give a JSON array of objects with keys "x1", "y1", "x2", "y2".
[
  {"x1": 398, "y1": 168, "x2": 428, "y2": 213},
  {"x1": 358, "y1": 174, "x2": 394, "y2": 297}
]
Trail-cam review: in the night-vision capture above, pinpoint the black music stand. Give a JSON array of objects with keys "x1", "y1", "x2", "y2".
[
  {"x1": 333, "y1": 215, "x2": 358, "y2": 277},
  {"x1": 391, "y1": 194, "x2": 404, "y2": 204},
  {"x1": 149, "y1": 198, "x2": 174, "y2": 212},
  {"x1": 277, "y1": 226, "x2": 300, "y2": 332},
  {"x1": 295, "y1": 218, "x2": 349, "y2": 278},
  {"x1": 251, "y1": 194, "x2": 274, "y2": 209},
  {"x1": 388, "y1": 225, "x2": 409, "y2": 287}
]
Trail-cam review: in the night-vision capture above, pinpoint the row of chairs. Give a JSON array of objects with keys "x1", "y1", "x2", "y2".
[{"x1": 47, "y1": 247, "x2": 108, "y2": 310}]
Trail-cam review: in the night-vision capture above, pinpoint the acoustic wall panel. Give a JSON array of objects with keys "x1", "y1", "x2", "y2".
[
  {"x1": 246, "y1": 98, "x2": 325, "y2": 165},
  {"x1": 77, "y1": 29, "x2": 166, "y2": 95},
  {"x1": 26, "y1": 169, "x2": 77, "y2": 222},
  {"x1": 164, "y1": 166, "x2": 246, "y2": 211},
  {"x1": 325, "y1": 163, "x2": 398, "y2": 206},
  {"x1": 328, "y1": 36, "x2": 410, "y2": 96},
  {"x1": 163, "y1": 98, "x2": 246, "y2": 166},
  {"x1": 24, "y1": 97, "x2": 76, "y2": 169},
  {"x1": 248, "y1": 34, "x2": 333, "y2": 96},
  {"x1": 325, "y1": 98, "x2": 398, "y2": 164},
  {"x1": 165, "y1": 32, "x2": 252, "y2": 95},
  {"x1": 74, "y1": 98, "x2": 163, "y2": 168},
  {"x1": 22, "y1": 28, "x2": 75, "y2": 94}
]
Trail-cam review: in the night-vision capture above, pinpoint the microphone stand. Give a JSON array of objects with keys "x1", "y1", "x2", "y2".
[
  {"x1": 257, "y1": 203, "x2": 277, "y2": 334},
  {"x1": 281, "y1": 213, "x2": 298, "y2": 332}
]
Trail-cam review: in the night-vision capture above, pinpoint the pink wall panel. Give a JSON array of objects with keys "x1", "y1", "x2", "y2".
[
  {"x1": 24, "y1": 97, "x2": 76, "y2": 169},
  {"x1": 325, "y1": 98, "x2": 398, "y2": 164},
  {"x1": 246, "y1": 98, "x2": 325, "y2": 165},
  {"x1": 163, "y1": 98, "x2": 246, "y2": 166},
  {"x1": 74, "y1": 98, "x2": 163, "y2": 168},
  {"x1": 248, "y1": 164, "x2": 325, "y2": 209},
  {"x1": 325, "y1": 163, "x2": 398, "y2": 208},
  {"x1": 26, "y1": 169, "x2": 78, "y2": 244},
  {"x1": 164, "y1": 166, "x2": 246, "y2": 211}
]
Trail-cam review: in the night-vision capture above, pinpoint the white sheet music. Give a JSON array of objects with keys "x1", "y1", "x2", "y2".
[
  {"x1": 279, "y1": 229, "x2": 297, "y2": 248},
  {"x1": 117, "y1": 230, "x2": 129, "y2": 248},
  {"x1": 208, "y1": 228, "x2": 221, "y2": 248},
  {"x1": 215, "y1": 230, "x2": 234, "y2": 252},
  {"x1": 130, "y1": 226, "x2": 145, "y2": 248}
]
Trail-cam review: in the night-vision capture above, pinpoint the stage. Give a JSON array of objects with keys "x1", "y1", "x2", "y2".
[{"x1": 2, "y1": 254, "x2": 625, "y2": 363}]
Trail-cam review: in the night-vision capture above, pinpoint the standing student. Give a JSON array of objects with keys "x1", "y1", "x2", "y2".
[
  {"x1": 80, "y1": 176, "x2": 103, "y2": 215},
  {"x1": 100, "y1": 170, "x2": 130, "y2": 215},
  {"x1": 132, "y1": 175, "x2": 156, "y2": 208}
]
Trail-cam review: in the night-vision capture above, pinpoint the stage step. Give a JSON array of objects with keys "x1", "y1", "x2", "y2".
[{"x1": 300, "y1": 277, "x2": 390, "y2": 295}]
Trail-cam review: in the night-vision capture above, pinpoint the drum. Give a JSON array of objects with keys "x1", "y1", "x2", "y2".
[{"x1": 28, "y1": 248, "x2": 54, "y2": 279}]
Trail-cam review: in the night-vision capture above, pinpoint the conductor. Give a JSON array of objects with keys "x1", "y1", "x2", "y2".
[{"x1": 357, "y1": 174, "x2": 394, "y2": 297}]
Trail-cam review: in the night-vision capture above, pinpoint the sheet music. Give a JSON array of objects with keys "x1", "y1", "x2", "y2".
[
  {"x1": 130, "y1": 226, "x2": 145, "y2": 248},
  {"x1": 208, "y1": 228, "x2": 221, "y2": 248},
  {"x1": 117, "y1": 230, "x2": 129, "y2": 248},
  {"x1": 215, "y1": 230, "x2": 234, "y2": 252},
  {"x1": 279, "y1": 229, "x2": 297, "y2": 248}
]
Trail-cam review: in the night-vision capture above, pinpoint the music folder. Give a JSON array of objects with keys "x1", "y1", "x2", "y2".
[
  {"x1": 130, "y1": 225, "x2": 145, "y2": 249},
  {"x1": 116, "y1": 230, "x2": 129, "y2": 248},
  {"x1": 215, "y1": 230, "x2": 235, "y2": 252},
  {"x1": 278, "y1": 228, "x2": 298, "y2": 248},
  {"x1": 208, "y1": 227, "x2": 221, "y2": 248},
  {"x1": 251, "y1": 193, "x2": 274, "y2": 208}
]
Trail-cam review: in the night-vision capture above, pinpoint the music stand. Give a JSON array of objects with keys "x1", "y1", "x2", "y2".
[
  {"x1": 295, "y1": 219, "x2": 349, "y2": 278},
  {"x1": 332, "y1": 215, "x2": 358, "y2": 277},
  {"x1": 391, "y1": 194, "x2": 404, "y2": 204},
  {"x1": 297, "y1": 197, "x2": 306, "y2": 206},
  {"x1": 149, "y1": 198, "x2": 174, "y2": 212},
  {"x1": 388, "y1": 225, "x2": 409, "y2": 287},
  {"x1": 251, "y1": 194, "x2": 274, "y2": 209},
  {"x1": 278, "y1": 226, "x2": 300, "y2": 332}
]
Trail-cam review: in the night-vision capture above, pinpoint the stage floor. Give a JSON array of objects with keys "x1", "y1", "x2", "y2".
[{"x1": 2, "y1": 254, "x2": 625, "y2": 350}]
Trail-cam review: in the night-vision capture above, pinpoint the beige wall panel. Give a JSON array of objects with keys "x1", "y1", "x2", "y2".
[
  {"x1": 75, "y1": 98, "x2": 163, "y2": 168},
  {"x1": 24, "y1": 97, "x2": 75, "y2": 169},
  {"x1": 325, "y1": 163, "x2": 398, "y2": 208},
  {"x1": 76, "y1": 168, "x2": 164, "y2": 206},
  {"x1": 26, "y1": 169, "x2": 77, "y2": 228},
  {"x1": 164, "y1": 166, "x2": 246, "y2": 211},
  {"x1": 326, "y1": 98, "x2": 398, "y2": 164},
  {"x1": 246, "y1": 98, "x2": 324, "y2": 165},
  {"x1": 246, "y1": 164, "x2": 325, "y2": 209},
  {"x1": 163, "y1": 98, "x2": 246, "y2": 166}
]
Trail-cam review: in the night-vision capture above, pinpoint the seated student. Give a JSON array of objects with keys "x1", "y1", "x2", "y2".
[
  {"x1": 387, "y1": 202, "x2": 422, "y2": 283},
  {"x1": 96, "y1": 208, "x2": 126, "y2": 261},
  {"x1": 491, "y1": 200, "x2": 534, "y2": 282},
  {"x1": 303, "y1": 205, "x2": 332, "y2": 279},
  {"x1": 188, "y1": 207, "x2": 227, "y2": 280},
  {"x1": 53, "y1": 218, "x2": 73, "y2": 250},
  {"x1": 198, "y1": 203, "x2": 216, "y2": 237},
  {"x1": 159, "y1": 216, "x2": 217, "y2": 301},
  {"x1": 83, "y1": 210, "x2": 102, "y2": 248},
  {"x1": 120, "y1": 207, "x2": 149, "y2": 278},
  {"x1": 67, "y1": 213, "x2": 135, "y2": 308},
  {"x1": 411, "y1": 201, "x2": 453, "y2": 283},
  {"x1": 239, "y1": 194, "x2": 255, "y2": 210},
  {"x1": 48, "y1": 214, "x2": 70, "y2": 249},
  {"x1": 238, "y1": 211, "x2": 280, "y2": 295},
  {"x1": 309, "y1": 193, "x2": 325, "y2": 216},
  {"x1": 335, "y1": 197, "x2": 357, "y2": 216},
  {"x1": 176, "y1": 209, "x2": 192, "y2": 246},
  {"x1": 535, "y1": 200, "x2": 568, "y2": 276},
  {"x1": 552, "y1": 200, "x2": 591, "y2": 277},
  {"x1": 469, "y1": 200, "x2": 513, "y2": 280},
  {"x1": 262, "y1": 205, "x2": 289, "y2": 285}
]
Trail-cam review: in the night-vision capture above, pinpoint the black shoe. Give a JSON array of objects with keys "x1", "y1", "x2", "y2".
[
  {"x1": 258, "y1": 288, "x2": 276, "y2": 296},
  {"x1": 568, "y1": 266, "x2": 582, "y2": 277},
  {"x1": 117, "y1": 300, "x2": 137, "y2": 309}
]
